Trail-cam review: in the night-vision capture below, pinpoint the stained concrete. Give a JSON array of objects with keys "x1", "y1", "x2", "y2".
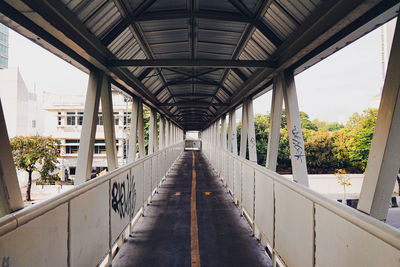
[{"x1": 112, "y1": 151, "x2": 272, "y2": 266}]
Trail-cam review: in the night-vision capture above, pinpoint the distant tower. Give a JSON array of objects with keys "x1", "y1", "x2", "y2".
[{"x1": 0, "y1": 23, "x2": 8, "y2": 69}]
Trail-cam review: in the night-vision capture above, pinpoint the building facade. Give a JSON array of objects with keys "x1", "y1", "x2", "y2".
[
  {"x1": 42, "y1": 90, "x2": 130, "y2": 178},
  {"x1": 0, "y1": 23, "x2": 8, "y2": 69}
]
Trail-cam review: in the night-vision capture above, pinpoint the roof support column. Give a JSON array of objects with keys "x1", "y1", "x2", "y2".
[
  {"x1": 216, "y1": 119, "x2": 221, "y2": 148},
  {"x1": 240, "y1": 100, "x2": 248, "y2": 159},
  {"x1": 127, "y1": 98, "x2": 139, "y2": 163},
  {"x1": 159, "y1": 116, "x2": 165, "y2": 150},
  {"x1": 229, "y1": 109, "x2": 238, "y2": 155},
  {"x1": 246, "y1": 98, "x2": 257, "y2": 163},
  {"x1": 358, "y1": 17, "x2": 400, "y2": 221},
  {"x1": 281, "y1": 70, "x2": 309, "y2": 186},
  {"x1": 76, "y1": 70, "x2": 102, "y2": 185},
  {"x1": 137, "y1": 100, "x2": 145, "y2": 158},
  {"x1": 266, "y1": 76, "x2": 284, "y2": 171},
  {"x1": 100, "y1": 75, "x2": 117, "y2": 171},
  {"x1": 0, "y1": 99, "x2": 23, "y2": 216},
  {"x1": 221, "y1": 114, "x2": 227, "y2": 150},
  {"x1": 148, "y1": 109, "x2": 156, "y2": 155}
]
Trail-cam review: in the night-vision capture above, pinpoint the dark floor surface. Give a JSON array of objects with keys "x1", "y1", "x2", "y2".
[{"x1": 112, "y1": 151, "x2": 272, "y2": 267}]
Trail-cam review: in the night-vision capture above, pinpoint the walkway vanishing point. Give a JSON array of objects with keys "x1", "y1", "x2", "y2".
[{"x1": 113, "y1": 150, "x2": 271, "y2": 267}]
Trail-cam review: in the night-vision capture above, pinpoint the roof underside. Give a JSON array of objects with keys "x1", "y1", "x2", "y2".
[{"x1": 0, "y1": 0, "x2": 399, "y2": 130}]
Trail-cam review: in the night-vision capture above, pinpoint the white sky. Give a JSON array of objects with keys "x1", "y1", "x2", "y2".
[{"x1": 8, "y1": 20, "x2": 395, "y2": 124}]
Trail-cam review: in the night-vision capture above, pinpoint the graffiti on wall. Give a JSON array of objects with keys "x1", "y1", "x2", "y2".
[
  {"x1": 291, "y1": 125, "x2": 305, "y2": 162},
  {"x1": 2, "y1": 257, "x2": 9, "y2": 267},
  {"x1": 111, "y1": 174, "x2": 136, "y2": 219}
]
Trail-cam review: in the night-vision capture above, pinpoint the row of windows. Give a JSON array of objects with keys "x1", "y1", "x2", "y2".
[
  {"x1": 0, "y1": 32, "x2": 8, "y2": 44},
  {"x1": 0, "y1": 56, "x2": 7, "y2": 67},
  {"x1": 64, "y1": 145, "x2": 118, "y2": 154},
  {"x1": 58, "y1": 111, "x2": 131, "y2": 126},
  {"x1": 0, "y1": 44, "x2": 8, "y2": 55}
]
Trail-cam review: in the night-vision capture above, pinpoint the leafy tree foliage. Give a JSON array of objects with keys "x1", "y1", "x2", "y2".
[
  {"x1": 10, "y1": 136, "x2": 60, "y2": 201},
  {"x1": 234, "y1": 108, "x2": 377, "y2": 174}
]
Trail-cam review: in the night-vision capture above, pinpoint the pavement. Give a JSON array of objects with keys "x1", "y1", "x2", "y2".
[{"x1": 112, "y1": 150, "x2": 271, "y2": 267}]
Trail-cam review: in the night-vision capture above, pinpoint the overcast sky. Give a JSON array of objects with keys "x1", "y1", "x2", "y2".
[{"x1": 8, "y1": 19, "x2": 395, "y2": 124}]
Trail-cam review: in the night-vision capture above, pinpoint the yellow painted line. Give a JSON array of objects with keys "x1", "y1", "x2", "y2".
[
  {"x1": 175, "y1": 192, "x2": 181, "y2": 196},
  {"x1": 191, "y1": 151, "x2": 201, "y2": 267},
  {"x1": 204, "y1": 192, "x2": 211, "y2": 196}
]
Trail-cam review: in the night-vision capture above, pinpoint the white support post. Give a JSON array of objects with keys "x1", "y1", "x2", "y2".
[
  {"x1": 154, "y1": 112, "x2": 159, "y2": 152},
  {"x1": 100, "y1": 75, "x2": 117, "y2": 171},
  {"x1": 266, "y1": 76, "x2": 284, "y2": 171},
  {"x1": 127, "y1": 98, "x2": 139, "y2": 163},
  {"x1": 247, "y1": 99, "x2": 257, "y2": 163},
  {"x1": 165, "y1": 120, "x2": 169, "y2": 147},
  {"x1": 231, "y1": 109, "x2": 238, "y2": 155},
  {"x1": 240, "y1": 101, "x2": 248, "y2": 159},
  {"x1": 0, "y1": 99, "x2": 23, "y2": 216},
  {"x1": 216, "y1": 119, "x2": 221, "y2": 148},
  {"x1": 76, "y1": 70, "x2": 102, "y2": 185},
  {"x1": 159, "y1": 116, "x2": 165, "y2": 150},
  {"x1": 221, "y1": 114, "x2": 227, "y2": 150},
  {"x1": 148, "y1": 109, "x2": 155, "y2": 155},
  {"x1": 358, "y1": 17, "x2": 400, "y2": 221},
  {"x1": 137, "y1": 100, "x2": 145, "y2": 158},
  {"x1": 282, "y1": 71, "x2": 309, "y2": 186},
  {"x1": 228, "y1": 111, "x2": 233, "y2": 152}
]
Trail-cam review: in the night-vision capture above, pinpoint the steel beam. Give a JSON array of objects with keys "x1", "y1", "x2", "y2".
[
  {"x1": 108, "y1": 59, "x2": 277, "y2": 68},
  {"x1": 358, "y1": 17, "x2": 400, "y2": 221}
]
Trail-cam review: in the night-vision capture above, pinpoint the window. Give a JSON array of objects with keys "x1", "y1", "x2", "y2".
[
  {"x1": 77, "y1": 112, "x2": 84, "y2": 125},
  {"x1": 65, "y1": 145, "x2": 79, "y2": 154},
  {"x1": 94, "y1": 145, "x2": 106, "y2": 154},
  {"x1": 67, "y1": 112, "x2": 76, "y2": 125},
  {"x1": 123, "y1": 112, "x2": 131, "y2": 125},
  {"x1": 114, "y1": 112, "x2": 119, "y2": 125},
  {"x1": 97, "y1": 112, "x2": 103, "y2": 125},
  {"x1": 69, "y1": 167, "x2": 76, "y2": 175},
  {"x1": 66, "y1": 139, "x2": 79, "y2": 143},
  {"x1": 58, "y1": 112, "x2": 62, "y2": 125}
]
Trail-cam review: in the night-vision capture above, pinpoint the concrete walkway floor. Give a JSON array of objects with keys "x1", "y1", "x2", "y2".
[{"x1": 113, "y1": 151, "x2": 272, "y2": 267}]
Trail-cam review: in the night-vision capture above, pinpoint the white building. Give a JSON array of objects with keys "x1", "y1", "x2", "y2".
[
  {"x1": 0, "y1": 67, "x2": 42, "y2": 137},
  {"x1": 42, "y1": 90, "x2": 130, "y2": 178}
]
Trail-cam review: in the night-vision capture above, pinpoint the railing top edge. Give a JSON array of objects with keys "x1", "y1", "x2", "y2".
[
  {"x1": 0, "y1": 141, "x2": 184, "y2": 236},
  {"x1": 204, "y1": 141, "x2": 400, "y2": 250}
]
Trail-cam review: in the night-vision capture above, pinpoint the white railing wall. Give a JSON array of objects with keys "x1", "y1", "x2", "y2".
[
  {"x1": 203, "y1": 140, "x2": 400, "y2": 267},
  {"x1": 0, "y1": 142, "x2": 184, "y2": 267}
]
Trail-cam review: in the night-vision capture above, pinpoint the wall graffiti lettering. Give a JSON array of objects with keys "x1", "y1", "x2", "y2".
[
  {"x1": 2, "y1": 256, "x2": 9, "y2": 267},
  {"x1": 291, "y1": 125, "x2": 305, "y2": 162},
  {"x1": 249, "y1": 136, "x2": 256, "y2": 151},
  {"x1": 111, "y1": 174, "x2": 136, "y2": 219}
]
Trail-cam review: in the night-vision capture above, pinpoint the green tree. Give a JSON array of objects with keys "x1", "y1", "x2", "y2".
[{"x1": 10, "y1": 136, "x2": 60, "y2": 201}]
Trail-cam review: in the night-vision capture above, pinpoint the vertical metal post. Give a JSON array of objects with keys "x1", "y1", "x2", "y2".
[
  {"x1": 247, "y1": 99, "x2": 257, "y2": 163},
  {"x1": 0, "y1": 99, "x2": 24, "y2": 216},
  {"x1": 228, "y1": 111, "x2": 233, "y2": 152},
  {"x1": 137, "y1": 100, "x2": 145, "y2": 158},
  {"x1": 159, "y1": 116, "x2": 165, "y2": 150},
  {"x1": 127, "y1": 98, "x2": 139, "y2": 163},
  {"x1": 76, "y1": 70, "x2": 102, "y2": 185},
  {"x1": 358, "y1": 17, "x2": 400, "y2": 221},
  {"x1": 148, "y1": 109, "x2": 155, "y2": 155},
  {"x1": 231, "y1": 108, "x2": 238, "y2": 155},
  {"x1": 266, "y1": 76, "x2": 284, "y2": 171},
  {"x1": 240, "y1": 100, "x2": 248, "y2": 159},
  {"x1": 221, "y1": 114, "x2": 227, "y2": 150},
  {"x1": 100, "y1": 75, "x2": 117, "y2": 171},
  {"x1": 282, "y1": 70, "x2": 309, "y2": 186}
]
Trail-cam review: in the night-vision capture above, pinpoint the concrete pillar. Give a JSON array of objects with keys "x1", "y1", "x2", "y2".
[
  {"x1": 247, "y1": 99, "x2": 257, "y2": 163},
  {"x1": 216, "y1": 119, "x2": 221, "y2": 148},
  {"x1": 228, "y1": 111, "x2": 233, "y2": 152},
  {"x1": 231, "y1": 109, "x2": 238, "y2": 155},
  {"x1": 100, "y1": 75, "x2": 117, "y2": 171},
  {"x1": 221, "y1": 114, "x2": 227, "y2": 150},
  {"x1": 282, "y1": 71, "x2": 309, "y2": 186},
  {"x1": 154, "y1": 112, "x2": 159, "y2": 152},
  {"x1": 127, "y1": 98, "x2": 139, "y2": 163},
  {"x1": 159, "y1": 116, "x2": 165, "y2": 150},
  {"x1": 137, "y1": 100, "x2": 145, "y2": 158},
  {"x1": 0, "y1": 99, "x2": 23, "y2": 216},
  {"x1": 76, "y1": 70, "x2": 102, "y2": 185},
  {"x1": 240, "y1": 101, "x2": 248, "y2": 159},
  {"x1": 266, "y1": 76, "x2": 284, "y2": 171},
  {"x1": 148, "y1": 109, "x2": 156, "y2": 155},
  {"x1": 358, "y1": 17, "x2": 400, "y2": 221}
]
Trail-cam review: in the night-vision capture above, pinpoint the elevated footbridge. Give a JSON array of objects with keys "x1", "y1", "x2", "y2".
[{"x1": 0, "y1": 0, "x2": 400, "y2": 266}]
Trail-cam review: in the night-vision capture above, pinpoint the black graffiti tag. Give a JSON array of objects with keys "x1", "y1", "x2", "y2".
[
  {"x1": 111, "y1": 174, "x2": 136, "y2": 219},
  {"x1": 292, "y1": 125, "x2": 305, "y2": 162},
  {"x1": 2, "y1": 257, "x2": 9, "y2": 267}
]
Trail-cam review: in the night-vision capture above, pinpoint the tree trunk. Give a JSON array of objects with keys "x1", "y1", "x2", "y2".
[{"x1": 26, "y1": 171, "x2": 32, "y2": 201}]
